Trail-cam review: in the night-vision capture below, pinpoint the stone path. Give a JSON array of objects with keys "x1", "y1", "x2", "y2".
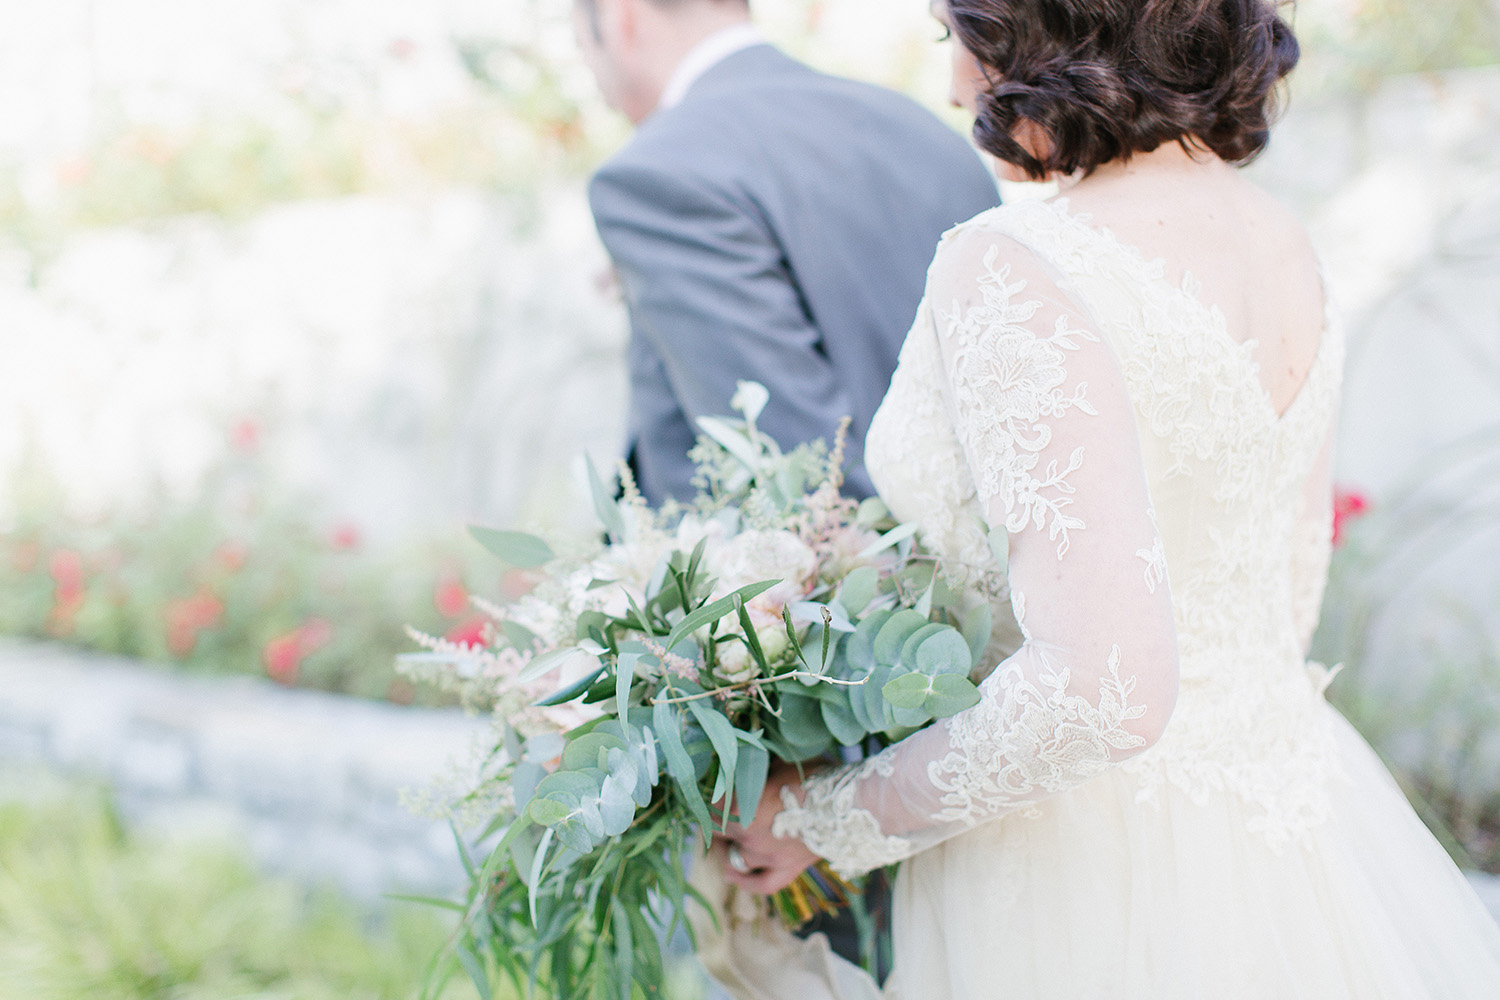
[
  {"x1": 0, "y1": 638, "x2": 492, "y2": 901},
  {"x1": 2, "y1": 637, "x2": 1498, "y2": 933}
]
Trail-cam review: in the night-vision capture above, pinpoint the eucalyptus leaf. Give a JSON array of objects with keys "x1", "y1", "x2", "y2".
[
  {"x1": 899, "y1": 623, "x2": 947, "y2": 670},
  {"x1": 503, "y1": 721, "x2": 524, "y2": 763},
  {"x1": 513, "y1": 761, "x2": 546, "y2": 813},
  {"x1": 837, "y1": 566, "x2": 880, "y2": 617},
  {"x1": 873, "y1": 610, "x2": 929, "y2": 665},
  {"x1": 926, "y1": 673, "x2": 983, "y2": 717},
  {"x1": 916, "y1": 628, "x2": 975, "y2": 677},
  {"x1": 847, "y1": 668, "x2": 881, "y2": 733},
  {"x1": 555, "y1": 812, "x2": 599, "y2": 855},
  {"x1": 856, "y1": 496, "x2": 891, "y2": 527},
  {"x1": 469, "y1": 526, "x2": 555, "y2": 568},
  {"x1": 861, "y1": 664, "x2": 896, "y2": 730},
  {"x1": 882, "y1": 670, "x2": 932, "y2": 710},
  {"x1": 599, "y1": 771, "x2": 637, "y2": 836},
  {"x1": 778, "y1": 692, "x2": 832, "y2": 755},
  {"x1": 846, "y1": 609, "x2": 893, "y2": 671},
  {"x1": 820, "y1": 695, "x2": 866, "y2": 746},
  {"x1": 527, "y1": 797, "x2": 571, "y2": 826},
  {"x1": 562, "y1": 731, "x2": 627, "y2": 771},
  {"x1": 961, "y1": 601, "x2": 994, "y2": 670},
  {"x1": 524, "y1": 732, "x2": 565, "y2": 764}
]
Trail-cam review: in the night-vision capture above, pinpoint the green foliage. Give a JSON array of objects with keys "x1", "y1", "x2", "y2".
[
  {"x1": 1313, "y1": 434, "x2": 1500, "y2": 875},
  {"x1": 1297, "y1": 0, "x2": 1500, "y2": 95},
  {"x1": 0, "y1": 790, "x2": 483, "y2": 1000}
]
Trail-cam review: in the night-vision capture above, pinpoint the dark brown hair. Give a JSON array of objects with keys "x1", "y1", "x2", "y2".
[{"x1": 946, "y1": 0, "x2": 1299, "y2": 178}]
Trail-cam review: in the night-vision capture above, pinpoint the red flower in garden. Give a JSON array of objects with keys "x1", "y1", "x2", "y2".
[
  {"x1": 262, "y1": 618, "x2": 334, "y2": 685},
  {"x1": 213, "y1": 541, "x2": 249, "y2": 574},
  {"x1": 434, "y1": 575, "x2": 469, "y2": 618},
  {"x1": 1332, "y1": 488, "x2": 1371, "y2": 546},
  {"x1": 46, "y1": 550, "x2": 87, "y2": 634},
  {"x1": 165, "y1": 589, "x2": 226, "y2": 657},
  {"x1": 445, "y1": 616, "x2": 489, "y2": 650},
  {"x1": 329, "y1": 522, "x2": 362, "y2": 551},
  {"x1": 229, "y1": 418, "x2": 261, "y2": 455}
]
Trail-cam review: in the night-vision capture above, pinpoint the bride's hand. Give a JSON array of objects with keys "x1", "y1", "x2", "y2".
[{"x1": 715, "y1": 761, "x2": 822, "y2": 895}]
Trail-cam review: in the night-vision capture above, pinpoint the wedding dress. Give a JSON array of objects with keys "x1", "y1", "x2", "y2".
[{"x1": 693, "y1": 197, "x2": 1500, "y2": 999}]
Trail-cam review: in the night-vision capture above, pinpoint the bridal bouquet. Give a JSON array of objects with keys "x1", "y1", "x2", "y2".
[{"x1": 402, "y1": 384, "x2": 996, "y2": 1000}]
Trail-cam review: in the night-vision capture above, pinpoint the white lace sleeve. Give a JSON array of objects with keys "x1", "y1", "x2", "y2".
[{"x1": 773, "y1": 226, "x2": 1181, "y2": 876}]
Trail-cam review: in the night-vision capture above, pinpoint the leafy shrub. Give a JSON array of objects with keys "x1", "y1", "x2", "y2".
[
  {"x1": 0, "y1": 788, "x2": 482, "y2": 1000},
  {"x1": 0, "y1": 431, "x2": 501, "y2": 703}
]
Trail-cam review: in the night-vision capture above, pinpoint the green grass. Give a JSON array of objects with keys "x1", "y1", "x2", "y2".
[{"x1": 0, "y1": 791, "x2": 484, "y2": 1000}]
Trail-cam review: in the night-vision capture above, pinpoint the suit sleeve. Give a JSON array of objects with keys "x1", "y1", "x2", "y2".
[{"x1": 589, "y1": 160, "x2": 856, "y2": 461}]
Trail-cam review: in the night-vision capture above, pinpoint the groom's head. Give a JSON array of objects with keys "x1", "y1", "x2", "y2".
[{"x1": 573, "y1": 0, "x2": 751, "y2": 124}]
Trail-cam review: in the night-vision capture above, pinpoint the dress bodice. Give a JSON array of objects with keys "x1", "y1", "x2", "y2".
[{"x1": 865, "y1": 198, "x2": 1346, "y2": 850}]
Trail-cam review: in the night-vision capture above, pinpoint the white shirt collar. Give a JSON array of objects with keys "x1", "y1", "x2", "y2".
[{"x1": 657, "y1": 23, "x2": 766, "y2": 112}]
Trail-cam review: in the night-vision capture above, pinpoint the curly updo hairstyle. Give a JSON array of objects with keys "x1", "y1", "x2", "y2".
[{"x1": 946, "y1": 0, "x2": 1299, "y2": 179}]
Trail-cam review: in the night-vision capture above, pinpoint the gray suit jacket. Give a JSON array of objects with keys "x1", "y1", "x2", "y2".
[{"x1": 589, "y1": 44, "x2": 1000, "y2": 503}]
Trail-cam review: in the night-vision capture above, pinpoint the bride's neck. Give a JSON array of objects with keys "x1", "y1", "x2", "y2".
[{"x1": 1062, "y1": 140, "x2": 1229, "y2": 194}]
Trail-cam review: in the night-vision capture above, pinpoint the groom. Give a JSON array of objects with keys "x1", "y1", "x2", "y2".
[{"x1": 574, "y1": 0, "x2": 999, "y2": 504}]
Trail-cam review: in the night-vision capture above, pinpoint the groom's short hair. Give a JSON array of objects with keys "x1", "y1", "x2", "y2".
[
  {"x1": 945, "y1": 0, "x2": 1299, "y2": 179},
  {"x1": 576, "y1": 0, "x2": 751, "y2": 39}
]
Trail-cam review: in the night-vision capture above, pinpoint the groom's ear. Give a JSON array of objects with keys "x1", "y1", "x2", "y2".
[{"x1": 595, "y1": 0, "x2": 637, "y2": 45}]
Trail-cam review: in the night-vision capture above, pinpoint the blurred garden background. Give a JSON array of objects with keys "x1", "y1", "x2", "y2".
[{"x1": 0, "y1": 0, "x2": 1498, "y2": 996}]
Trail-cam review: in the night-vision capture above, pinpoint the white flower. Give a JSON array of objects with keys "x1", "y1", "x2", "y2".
[
  {"x1": 709, "y1": 529, "x2": 818, "y2": 609},
  {"x1": 674, "y1": 511, "x2": 734, "y2": 557},
  {"x1": 718, "y1": 640, "x2": 756, "y2": 684},
  {"x1": 716, "y1": 615, "x2": 794, "y2": 685}
]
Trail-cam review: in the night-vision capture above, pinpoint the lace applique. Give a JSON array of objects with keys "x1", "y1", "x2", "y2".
[
  {"x1": 930, "y1": 614, "x2": 1148, "y2": 827},
  {"x1": 936, "y1": 245, "x2": 1099, "y2": 559},
  {"x1": 867, "y1": 307, "x2": 1000, "y2": 590},
  {"x1": 934, "y1": 200, "x2": 1351, "y2": 851},
  {"x1": 772, "y1": 758, "x2": 914, "y2": 879},
  {"x1": 1138, "y1": 508, "x2": 1169, "y2": 594}
]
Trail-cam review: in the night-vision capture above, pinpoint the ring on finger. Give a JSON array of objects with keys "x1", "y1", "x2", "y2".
[{"x1": 727, "y1": 844, "x2": 751, "y2": 875}]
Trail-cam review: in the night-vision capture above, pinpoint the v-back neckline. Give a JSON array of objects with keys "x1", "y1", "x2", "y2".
[{"x1": 1022, "y1": 196, "x2": 1337, "y2": 428}]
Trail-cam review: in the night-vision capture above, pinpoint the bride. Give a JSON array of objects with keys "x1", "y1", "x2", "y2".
[{"x1": 693, "y1": 0, "x2": 1500, "y2": 996}]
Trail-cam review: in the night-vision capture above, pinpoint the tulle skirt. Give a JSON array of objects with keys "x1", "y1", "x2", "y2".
[
  {"x1": 887, "y1": 706, "x2": 1500, "y2": 999},
  {"x1": 690, "y1": 706, "x2": 1500, "y2": 1000}
]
